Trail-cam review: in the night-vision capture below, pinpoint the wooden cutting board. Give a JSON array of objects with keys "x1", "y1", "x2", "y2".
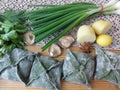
[{"x1": 0, "y1": 46, "x2": 120, "y2": 90}]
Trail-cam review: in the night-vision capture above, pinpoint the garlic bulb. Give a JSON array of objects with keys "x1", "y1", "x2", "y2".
[
  {"x1": 77, "y1": 25, "x2": 96, "y2": 44},
  {"x1": 48, "y1": 44, "x2": 61, "y2": 57},
  {"x1": 58, "y1": 35, "x2": 75, "y2": 48},
  {"x1": 23, "y1": 31, "x2": 35, "y2": 45}
]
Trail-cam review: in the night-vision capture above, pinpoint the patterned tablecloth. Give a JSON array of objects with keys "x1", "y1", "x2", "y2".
[{"x1": 0, "y1": 0, "x2": 120, "y2": 50}]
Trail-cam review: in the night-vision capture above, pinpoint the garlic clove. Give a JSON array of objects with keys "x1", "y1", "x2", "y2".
[
  {"x1": 58, "y1": 35, "x2": 75, "y2": 48},
  {"x1": 23, "y1": 31, "x2": 35, "y2": 45},
  {"x1": 48, "y1": 44, "x2": 61, "y2": 57}
]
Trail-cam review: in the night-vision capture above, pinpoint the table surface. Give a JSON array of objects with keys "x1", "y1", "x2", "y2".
[{"x1": 0, "y1": 46, "x2": 120, "y2": 90}]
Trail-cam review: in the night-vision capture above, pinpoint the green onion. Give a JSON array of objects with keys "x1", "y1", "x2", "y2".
[
  {"x1": 35, "y1": 12, "x2": 85, "y2": 42},
  {"x1": 26, "y1": 2, "x2": 96, "y2": 16},
  {"x1": 32, "y1": 11, "x2": 86, "y2": 35},
  {"x1": 28, "y1": 5, "x2": 97, "y2": 21}
]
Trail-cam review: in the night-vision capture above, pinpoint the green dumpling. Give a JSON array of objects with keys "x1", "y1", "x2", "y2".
[
  {"x1": 95, "y1": 46, "x2": 120, "y2": 88},
  {"x1": 62, "y1": 49, "x2": 95, "y2": 90}
]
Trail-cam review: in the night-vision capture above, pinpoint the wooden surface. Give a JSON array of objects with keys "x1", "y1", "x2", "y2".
[{"x1": 0, "y1": 46, "x2": 120, "y2": 90}]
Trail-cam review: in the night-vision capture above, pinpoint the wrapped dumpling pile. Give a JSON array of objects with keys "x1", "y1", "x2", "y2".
[{"x1": 0, "y1": 48, "x2": 62, "y2": 90}]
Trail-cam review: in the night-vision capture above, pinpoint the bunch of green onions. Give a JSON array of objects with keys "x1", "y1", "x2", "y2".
[{"x1": 26, "y1": 0, "x2": 120, "y2": 51}]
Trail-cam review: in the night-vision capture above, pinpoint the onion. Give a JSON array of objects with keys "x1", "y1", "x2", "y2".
[
  {"x1": 77, "y1": 25, "x2": 96, "y2": 44},
  {"x1": 92, "y1": 20, "x2": 112, "y2": 35}
]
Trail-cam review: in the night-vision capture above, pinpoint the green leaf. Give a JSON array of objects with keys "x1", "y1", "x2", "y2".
[
  {"x1": 0, "y1": 14, "x2": 5, "y2": 22},
  {"x1": 0, "y1": 39, "x2": 4, "y2": 46},
  {"x1": 13, "y1": 23, "x2": 26, "y2": 33},
  {"x1": 0, "y1": 27, "x2": 4, "y2": 34},
  {"x1": 0, "y1": 10, "x2": 26, "y2": 55},
  {"x1": 0, "y1": 27, "x2": 3, "y2": 31},
  {"x1": 2, "y1": 20, "x2": 13, "y2": 33},
  {"x1": 3, "y1": 10, "x2": 25, "y2": 24},
  {"x1": 1, "y1": 30, "x2": 18, "y2": 41},
  {"x1": 0, "y1": 44, "x2": 15, "y2": 54},
  {"x1": 0, "y1": 53, "x2": 2, "y2": 58}
]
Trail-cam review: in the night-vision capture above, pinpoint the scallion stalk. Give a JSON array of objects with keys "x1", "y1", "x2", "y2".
[
  {"x1": 32, "y1": 10, "x2": 87, "y2": 35},
  {"x1": 29, "y1": 4, "x2": 98, "y2": 21},
  {"x1": 35, "y1": 12, "x2": 86, "y2": 42},
  {"x1": 27, "y1": 2, "x2": 96, "y2": 16}
]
